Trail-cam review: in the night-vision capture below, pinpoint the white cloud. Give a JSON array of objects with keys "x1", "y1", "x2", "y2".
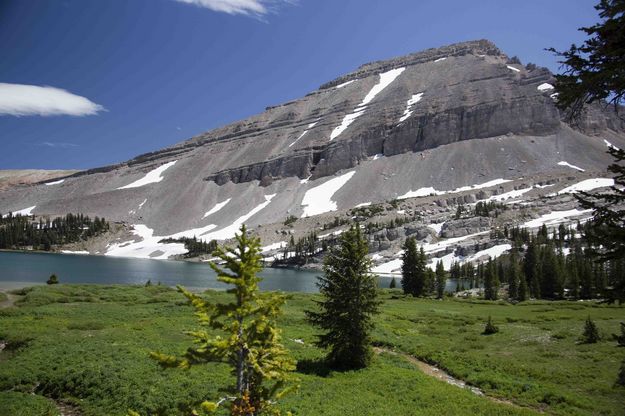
[
  {"x1": 174, "y1": 0, "x2": 293, "y2": 16},
  {"x1": 38, "y1": 141, "x2": 79, "y2": 148},
  {"x1": 0, "y1": 83, "x2": 104, "y2": 117}
]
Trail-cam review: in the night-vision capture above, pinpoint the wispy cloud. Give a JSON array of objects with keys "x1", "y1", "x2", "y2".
[
  {"x1": 0, "y1": 83, "x2": 105, "y2": 117},
  {"x1": 36, "y1": 141, "x2": 80, "y2": 148},
  {"x1": 173, "y1": 0, "x2": 294, "y2": 17}
]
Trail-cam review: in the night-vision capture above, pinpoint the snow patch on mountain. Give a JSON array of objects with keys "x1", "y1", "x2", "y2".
[
  {"x1": 330, "y1": 67, "x2": 405, "y2": 141},
  {"x1": 399, "y1": 92, "x2": 424, "y2": 123},
  {"x1": 554, "y1": 178, "x2": 614, "y2": 195},
  {"x1": 371, "y1": 258, "x2": 403, "y2": 274},
  {"x1": 335, "y1": 80, "x2": 355, "y2": 89},
  {"x1": 45, "y1": 179, "x2": 65, "y2": 186},
  {"x1": 301, "y1": 171, "x2": 356, "y2": 217},
  {"x1": 522, "y1": 209, "x2": 593, "y2": 229},
  {"x1": 262, "y1": 241, "x2": 287, "y2": 252},
  {"x1": 2, "y1": 205, "x2": 36, "y2": 218},
  {"x1": 537, "y1": 83, "x2": 554, "y2": 91},
  {"x1": 399, "y1": 178, "x2": 512, "y2": 200},
  {"x1": 106, "y1": 225, "x2": 188, "y2": 259},
  {"x1": 427, "y1": 222, "x2": 445, "y2": 235},
  {"x1": 330, "y1": 108, "x2": 367, "y2": 140},
  {"x1": 483, "y1": 187, "x2": 533, "y2": 202},
  {"x1": 202, "y1": 194, "x2": 276, "y2": 241},
  {"x1": 117, "y1": 161, "x2": 177, "y2": 190},
  {"x1": 289, "y1": 121, "x2": 318, "y2": 147},
  {"x1": 557, "y1": 161, "x2": 585, "y2": 172},
  {"x1": 604, "y1": 139, "x2": 620, "y2": 150},
  {"x1": 203, "y1": 198, "x2": 232, "y2": 219},
  {"x1": 427, "y1": 243, "x2": 512, "y2": 270}
]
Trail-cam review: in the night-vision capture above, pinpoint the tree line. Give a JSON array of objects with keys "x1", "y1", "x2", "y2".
[
  {"x1": 0, "y1": 213, "x2": 109, "y2": 251},
  {"x1": 400, "y1": 223, "x2": 625, "y2": 304}
]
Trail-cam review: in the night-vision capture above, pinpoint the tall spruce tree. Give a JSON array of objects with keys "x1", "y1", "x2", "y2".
[
  {"x1": 306, "y1": 226, "x2": 380, "y2": 369},
  {"x1": 524, "y1": 241, "x2": 541, "y2": 298},
  {"x1": 507, "y1": 255, "x2": 520, "y2": 301},
  {"x1": 518, "y1": 272, "x2": 529, "y2": 302},
  {"x1": 416, "y1": 247, "x2": 427, "y2": 296},
  {"x1": 541, "y1": 245, "x2": 564, "y2": 299},
  {"x1": 549, "y1": 0, "x2": 625, "y2": 303},
  {"x1": 401, "y1": 237, "x2": 419, "y2": 296},
  {"x1": 484, "y1": 260, "x2": 500, "y2": 300},
  {"x1": 149, "y1": 225, "x2": 296, "y2": 416},
  {"x1": 435, "y1": 260, "x2": 446, "y2": 299},
  {"x1": 548, "y1": 0, "x2": 625, "y2": 118}
]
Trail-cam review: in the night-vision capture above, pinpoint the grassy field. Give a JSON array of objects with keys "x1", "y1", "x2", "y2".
[{"x1": 0, "y1": 285, "x2": 623, "y2": 415}]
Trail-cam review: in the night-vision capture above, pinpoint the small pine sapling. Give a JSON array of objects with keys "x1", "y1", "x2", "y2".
[
  {"x1": 612, "y1": 322, "x2": 625, "y2": 347},
  {"x1": 617, "y1": 357, "x2": 625, "y2": 387},
  {"x1": 581, "y1": 316, "x2": 601, "y2": 344},
  {"x1": 483, "y1": 316, "x2": 499, "y2": 335},
  {"x1": 149, "y1": 225, "x2": 297, "y2": 416}
]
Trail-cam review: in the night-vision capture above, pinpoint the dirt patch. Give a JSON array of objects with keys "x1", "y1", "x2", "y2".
[
  {"x1": 374, "y1": 347, "x2": 533, "y2": 410},
  {"x1": 55, "y1": 400, "x2": 83, "y2": 416}
]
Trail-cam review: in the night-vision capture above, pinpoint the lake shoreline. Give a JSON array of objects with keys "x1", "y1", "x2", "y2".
[{"x1": 0, "y1": 251, "x2": 401, "y2": 294}]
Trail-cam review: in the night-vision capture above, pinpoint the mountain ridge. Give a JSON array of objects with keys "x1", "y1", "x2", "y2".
[{"x1": 1, "y1": 39, "x2": 624, "y2": 261}]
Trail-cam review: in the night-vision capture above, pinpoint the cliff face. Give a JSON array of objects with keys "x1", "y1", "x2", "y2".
[
  {"x1": 194, "y1": 40, "x2": 564, "y2": 185},
  {"x1": 1, "y1": 39, "x2": 624, "y2": 256}
]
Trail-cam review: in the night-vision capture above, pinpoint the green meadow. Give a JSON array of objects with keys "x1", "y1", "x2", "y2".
[{"x1": 0, "y1": 285, "x2": 623, "y2": 415}]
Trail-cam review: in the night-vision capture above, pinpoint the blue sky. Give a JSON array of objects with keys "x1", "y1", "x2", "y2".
[{"x1": 0, "y1": 0, "x2": 600, "y2": 170}]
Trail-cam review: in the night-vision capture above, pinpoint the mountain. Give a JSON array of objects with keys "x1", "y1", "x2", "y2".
[
  {"x1": 0, "y1": 170, "x2": 80, "y2": 192},
  {"x1": 1, "y1": 39, "x2": 623, "y2": 262}
]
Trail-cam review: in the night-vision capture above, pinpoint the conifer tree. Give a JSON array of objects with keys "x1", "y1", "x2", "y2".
[
  {"x1": 617, "y1": 357, "x2": 625, "y2": 387},
  {"x1": 612, "y1": 322, "x2": 625, "y2": 347},
  {"x1": 507, "y1": 255, "x2": 520, "y2": 300},
  {"x1": 549, "y1": 0, "x2": 625, "y2": 303},
  {"x1": 581, "y1": 316, "x2": 601, "y2": 344},
  {"x1": 435, "y1": 260, "x2": 446, "y2": 299},
  {"x1": 524, "y1": 241, "x2": 541, "y2": 298},
  {"x1": 484, "y1": 260, "x2": 500, "y2": 301},
  {"x1": 150, "y1": 225, "x2": 296, "y2": 416},
  {"x1": 483, "y1": 316, "x2": 499, "y2": 335},
  {"x1": 518, "y1": 272, "x2": 529, "y2": 302},
  {"x1": 306, "y1": 226, "x2": 380, "y2": 369},
  {"x1": 548, "y1": 0, "x2": 625, "y2": 118},
  {"x1": 389, "y1": 277, "x2": 397, "y2": 289},
  {"x1": 566, "y1": 254, "x2": 581, "y2": 299},
  {"x1": 541, "y1": 245, "x2": 564, "y2": 299},
  {"x1": 425, "y1": 268, "x2": 436, "y2": 295},
  {"x1": 416, "y1": 247, "x2": 427, "y2": 296},
  {"x1": 401, "y1": 237, "x2": 418, "y2": 296}
]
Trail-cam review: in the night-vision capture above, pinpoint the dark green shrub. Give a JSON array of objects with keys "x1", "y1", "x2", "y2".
[
  {"x1": 581, "y1": 316, "x2": 601, "y2": 344},
  {"x1": 482, "y1": 316, "x2": 499, "y2": 335},
  {"x1": 612, "y1": 322, "x2": 625, "y2": 347},
  {"x1": 46, "y1": 274, "x2": 59, "y2": 285},
  {"x1": 617, "y1": 358, "x2": 625, "y2": 387}
]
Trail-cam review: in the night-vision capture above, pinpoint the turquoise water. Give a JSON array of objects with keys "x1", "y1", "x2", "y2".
[{"x1": 0, "y1": 251, "x2": 397, "y2": 293}]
